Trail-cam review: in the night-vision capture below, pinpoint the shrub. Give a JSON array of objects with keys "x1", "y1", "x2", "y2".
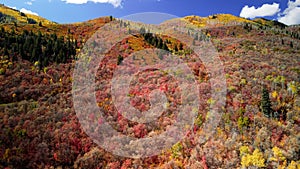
[
  {"x1": 237, "y1": 116, "x2": 249, "y2": 131},
  {"x1": 0, "y1": 68, "x2": 5, "y2": 75},
  {"x1": 241, "y1": 149, "x2": 265, "y2": 168},
  {"x1": 171, "y1": 142, "x2": 183, "y2": 159}
]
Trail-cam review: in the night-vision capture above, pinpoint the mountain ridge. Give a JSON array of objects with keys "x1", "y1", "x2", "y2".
[
  {"x1": 0, "y1": 4, "x2": 289, "y2": 28},
  {"x1": 0, "y1": 3, "x2": 299, "y2": 169}
]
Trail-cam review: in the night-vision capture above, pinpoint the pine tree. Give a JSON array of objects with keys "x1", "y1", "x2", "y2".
[
  {"x1": 157, "y1": 38, "x2": 163, "y2": 49},
  {"x1": 117, "y1": 55, "x2": 123, "y2": 65},
  {"x1": 179, "y1": 43, "x2": 183, "y2": 50},
  {"x1": 290, "y1": 41, "x2": 293, "y2": 48},
  {"x1": 162, "y1": 42, "x2": 169, "y2": 51},
  {"x1": 31, "y1": 48, "x2": 37, "y2": 62},
  {"x1": 261, "y1": 86, "x2": 272, "y2": 118},
  {"x1": 4, "y1": 48, "x2": 9, "y2": 56},
  {"x1": 174, "y1": 44, "x2": 178, "y2": 52},
  {"x1": 0, "y1": 27, "x2": 4, "y2": 36},
  {"x1": 139, "y1": 27, "x2": 146, "y2": 34}
]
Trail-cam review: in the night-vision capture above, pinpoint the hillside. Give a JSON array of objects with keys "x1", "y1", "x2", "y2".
[
  {"x1": 0, "y1": 4, "x2": 54, "y2": 25},
  {"x1": 0, "y1": 6, "x2": 300, "y2": 169}
]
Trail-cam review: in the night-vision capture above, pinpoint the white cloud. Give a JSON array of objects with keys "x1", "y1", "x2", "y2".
[
  {"x1": 7, "y1": 6, "x2": 17, "y2": 10},
  {"x1": 62, "y1": 0, "x2": 123, "y2": 7},
  {"x1": 25, "y1": 1, "x2": 33, "y2": 5},
  {"x1": 20, "y1": 8, "x2": 39, "y2": 16},
  {"x1": 7, "y1": 5, "x2": 39, "y2": 16},
  {"x1": 278, "y1": 0, "x2": 300, "y2": 25},
  {"x1": 240, "y1": 3, "x2": 280, "y2": 19}
]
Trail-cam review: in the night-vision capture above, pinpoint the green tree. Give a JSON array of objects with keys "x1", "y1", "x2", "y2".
[
  {"x1": 31, "y1": 48, "x2": 37, "y2": 61},
  {"x1": 261, "y1": 86, "x2": 272, "y2": 118},
  {"x1": 117, "y1": 55, "x2": 123, "y2": 65},
  {"x1": 179, "y1": 43, "x2": 183, "y2": 50},
  {"x1": 139, "y1": 27, "x2": 146, "y2": 34},
  {"x1": 157, "y1": 38, "x2": 163, "y2": 49},
  {"x1": 162, "y1": 42, "x2": 169, "y2": 51},
  {"x1": 290, "y1": 41, "x2": 293, "y2": 48},
  {"x1": 174, "y1": 44, "x2": 178, "y2": 52}
]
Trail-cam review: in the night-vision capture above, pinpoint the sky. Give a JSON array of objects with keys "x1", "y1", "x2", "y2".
[{"x1": 2, "y1": 0, "x2": 300, "y2": 25}]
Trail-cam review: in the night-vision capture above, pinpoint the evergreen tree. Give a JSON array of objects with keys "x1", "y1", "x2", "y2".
[
  {"x1": 162, "y1": 42, "x2": 169, "y2": 51},
  {"x1": 0, "y1": 27, "x2": 4, "y2": 36},
  {"x1": 0, "y1": 27, "x2": 77, "y2": 68},
  {"x1": 4, "y1": 48, "x2": 9, "y2": 56},
  {"x1": 261, "y1": 86, "x2": 272, "y2": 118},
  {"x1": 157, "y1": 38, "x2": 163, "y2": 49},
  {"x1": 140, "y1": 27, "x2": 146, "y2": 34},
  {"x1": 179, "y1": 43, "x2": 183, "y2": 50},
  {"x1": 174, "y1": 44, "x2": 178, "y2": 52},
  {"x1": 117, "y1": 55, "x2": 123, "y2": 65},
  {"x1": 290, "y1": 41, "x2": 293, "y2": 48},
  {"x1": 31, "y1": 48, "x2": 37, "y2": 62},
  {"x1": 194, "y1": 32, "x2": 199, "y2": 41}
]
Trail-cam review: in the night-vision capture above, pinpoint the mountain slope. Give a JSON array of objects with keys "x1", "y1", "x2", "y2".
[
  {"x1": 0, "y1": 4, "x2": 54, "y2": 25},
  {"x1": 182, "y1": 14, "x2": 255, "y2": 27},
  {"x1": 0, "y1": 6, "x2": 299, "y2": 169}
]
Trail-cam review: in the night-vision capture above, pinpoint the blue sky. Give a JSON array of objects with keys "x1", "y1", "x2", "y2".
[{"x1": 2, "y1": 0, "x2": 300, "y2": 25}]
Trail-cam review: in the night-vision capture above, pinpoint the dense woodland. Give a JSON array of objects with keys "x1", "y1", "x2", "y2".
[{"x1": 0, "y1": 27, "x2": 77, "y2": 68}]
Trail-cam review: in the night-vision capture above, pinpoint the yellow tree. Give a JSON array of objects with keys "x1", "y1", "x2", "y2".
[{"x1": 241, "y1": 148, "x2": 265, "y2": 168}]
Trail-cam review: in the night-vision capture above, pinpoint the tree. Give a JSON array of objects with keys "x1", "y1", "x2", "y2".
[
  {"x1": 139, "y1": 27, "x2": 146, "y2": 34},
  {"x1": 31, "y1": 48, "x2": 37, "y2": 61},
  {"x1": 4, "y1": 48, "x2": 9, "y2": 56},
  {"x1": 157, "y1": 38, "x2": 163, "y2": 49},
  {"x1": 179, "y1": 43, "x2": 183, "y2": 50},
  {"x1": 27, "y1": 18, "x2": 37, "y2": 24},
  {"x1": 241, "y1": 149, "x2": 265, "y2": 168},
  {"x1": 261, "y1": 86, "x2": 272, "y2": 118},
  {"x1": 0, "y1": 27, "x2": 4, "y2": 35},
  {"x1": 117, "y1": 55, "x2": 123, "y2": 65},
  {"x1": 162, "y1": 42, "x2": 169, "y2": 51},
  {"x1": 290, "y1": 41, "x2": 293, "y2": 48},
  {"x1": 174, "y1": 44, "x2": 178, "y2": 52},
  {"x1": 20, "y1": 12, "x2": 26, "y2": 17}
]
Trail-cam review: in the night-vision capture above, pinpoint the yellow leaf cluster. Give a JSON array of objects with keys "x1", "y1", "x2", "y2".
[
  {"x1": 271, "y1": 146, "x2": 286, "y2": 162},
  {"x1": 240, "y1": 78, "x2": 247, "y2": 86},
  {"x1": 272, "y1": 91, "x2": 278, "y2": 98},
  {"x1": 239, "y1": 145, "x2": 249, "y2": 156},
  {"x1": 183, "y1": 14, "x2": 254, "y2": 28},
  {"x1": 241, "y1": 149, "x2": 265, "y2": 168},
  {"x1": 207, "y1": 98, "x2": 216, "y2": 105},
  {"x1": 171, "y1": 142, "x2": 183, "y2": 159},
  {"x1": 287, "y1": 161, "x2": 300, "y2": 169}
]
